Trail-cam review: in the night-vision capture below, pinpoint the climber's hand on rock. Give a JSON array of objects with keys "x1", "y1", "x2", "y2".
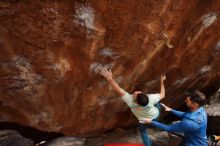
[
  {"x1": 161, "y1": 74, "x2": 166, "y2": 82},
  {"x1": 100, "y1": 68, "x2": 113, "y2": 81}
]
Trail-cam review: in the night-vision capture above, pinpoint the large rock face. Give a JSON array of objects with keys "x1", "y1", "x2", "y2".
[{"x1": 0, "y1": 0, "x2": 220, "y2": 136}]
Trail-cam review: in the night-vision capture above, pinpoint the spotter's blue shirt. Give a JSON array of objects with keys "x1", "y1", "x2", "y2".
[{"x1": 152, "y1": 107, "x2": 208, "y2": 146}]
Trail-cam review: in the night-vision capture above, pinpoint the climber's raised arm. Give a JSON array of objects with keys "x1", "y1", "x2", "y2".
[
  {"x1": 100, "y1": 68, "x2": 126, "y2": 97},
  {"x1": 160, "y1": 75, "x2": 166, "y2": 100}
]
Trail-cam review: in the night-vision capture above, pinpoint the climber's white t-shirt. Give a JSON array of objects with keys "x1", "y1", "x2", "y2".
[{"x1": 121, "y1": 92, "x2": 160, "y2": 120}]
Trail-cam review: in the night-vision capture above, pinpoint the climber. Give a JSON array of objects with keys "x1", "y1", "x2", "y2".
[
  {"x1": 100, "y1": 68, "x2": 166, "y2": 146},
  {"x1": 139, "y1": 90, "x2": 208, "y2": 146}
]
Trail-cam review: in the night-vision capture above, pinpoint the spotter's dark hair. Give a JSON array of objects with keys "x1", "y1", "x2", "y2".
[{"x1": 186, "y1": 90, "x2": 206, "y2": 107}]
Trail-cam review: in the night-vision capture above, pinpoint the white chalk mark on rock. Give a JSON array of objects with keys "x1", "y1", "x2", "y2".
[
  {"x1": 52, "y1": 58, "x2": 71, "y2": 78},
  {"x1": 99, "y1": 47, "x2": 114, "y2": 57},
  {"x1": 173, "y1": 77, "x2": 189, "y2": 86},
  {"x1": 89, "y1": 62, "x2": 113, "y2": 74},
  {"x1": 74, "y1": 3, "x2": 95, "y2": 30},
  {"x1": 199, "y1": 65, "x2": 211, "y2": 75},
  {"x1": 99, "y1": 47, "x2": 120, "y2": 59},
  {"x1": 202, "y1": 13, "x2": 217, "y2": 28},
  {"x1": 215, "y1": 42, "x2": 220, "y2": 51},
  {"x1": 115, "y1": 76, "x2": 124, "y2": 83}
]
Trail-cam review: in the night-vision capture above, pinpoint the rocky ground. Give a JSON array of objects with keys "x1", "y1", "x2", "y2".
[
  {"x1": 35, "y1": 127, "x2": 182, "y2": 146},
  {"x1": 1, "y1": 127, "x2": 220, "y2": 146},
  {"x1": 84, "y1": 127, "x2": 182, "y2": 146},
  {"x1": 34, "y1": 127, "x2": 220, "y2": 146},
  {"x1": 0, "y1": 127, "x2": 182, "y2": 146}
]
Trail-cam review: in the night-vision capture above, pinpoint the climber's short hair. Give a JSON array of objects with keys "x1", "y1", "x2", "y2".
[{"x1": 136, "y1": 93, "x2": 149, "y2": 106}]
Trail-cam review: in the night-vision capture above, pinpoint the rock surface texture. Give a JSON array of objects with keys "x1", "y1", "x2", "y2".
[
  {"x1": 0, "y1": 130, "x2": 33, "y2": 146},
  {"x1": 206, "y1": 89, "x2": 220, "y2": 135},
  {"x1": 0, "y1": 0, "x2": 220, "y2": 136}
]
